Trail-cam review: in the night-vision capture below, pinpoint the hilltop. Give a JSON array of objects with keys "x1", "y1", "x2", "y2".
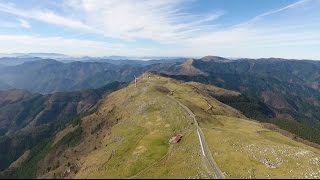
[
  {"x1": 4, "y1": 73, "x2": 320, "y2": 179},
  {"x1": 152, "y1": 57, "x2": 320, "y2": 146}
]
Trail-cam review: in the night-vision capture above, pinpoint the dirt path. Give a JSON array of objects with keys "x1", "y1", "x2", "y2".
[{"x1": 167, "y1": 95, "x2": 225, "y2": 179}]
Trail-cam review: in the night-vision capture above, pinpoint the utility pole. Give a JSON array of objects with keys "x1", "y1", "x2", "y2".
[{"x1": 134, "y1": 75, "x2": 139, "y2": 87}]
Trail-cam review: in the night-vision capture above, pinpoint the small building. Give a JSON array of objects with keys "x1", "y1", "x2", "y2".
[{"x1": 169, "y1": 134, "x2": 183, "y2": 144}]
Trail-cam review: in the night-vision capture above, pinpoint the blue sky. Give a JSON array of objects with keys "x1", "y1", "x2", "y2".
[{"x1": 0, "y1": 0, "x2": 319, "y2": 59}]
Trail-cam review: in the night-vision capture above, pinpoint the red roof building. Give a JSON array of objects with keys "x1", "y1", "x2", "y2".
[{"x1": 169, "y1": 134, "x2": 183, "y2": 144}]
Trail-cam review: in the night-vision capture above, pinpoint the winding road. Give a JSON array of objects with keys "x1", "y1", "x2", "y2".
[{"x1": 167, "y1": 95, "x2": 225, "y2": 179}]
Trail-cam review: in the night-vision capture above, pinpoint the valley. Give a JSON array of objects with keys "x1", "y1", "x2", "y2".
[
  {"x1": 0, "y1": 82, "x2": 125, "y2": 173},
  {"x1": 2, "y1": 73, "x2": 319, "y2": 179}
]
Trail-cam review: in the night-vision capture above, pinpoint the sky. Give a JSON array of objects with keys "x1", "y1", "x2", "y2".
[{"x1": 0, "y1": 0, "x2": 319, "y2": 59}]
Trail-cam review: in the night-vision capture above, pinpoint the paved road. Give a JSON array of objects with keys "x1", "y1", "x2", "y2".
[{"x1": 167, "y1": 95, "x2": 225, "y2": 179}]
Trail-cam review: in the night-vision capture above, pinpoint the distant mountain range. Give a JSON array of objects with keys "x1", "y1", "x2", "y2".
[
  {"x1": 0, "y1": 53, "x2": 189, "y2": 66},
  {"x1": 0, "y1": 53, "x2": 69, "y2": 59},
  {"x1": 0, "y1": 59, "x2": 145, "y2": 93},
  {"x1": 0, "y1": 57, "x2": 43, "y2": 66}
]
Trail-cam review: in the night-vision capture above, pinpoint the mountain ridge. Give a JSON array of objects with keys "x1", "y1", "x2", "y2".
[
  {"x1": 149, "y1": 58, "x2": 320, "y2": 145},
  {"x1": 2, "y1": 74, "x2": 320, "y2": 179},
  {"x1": 0, "y1": 81, "x2": 125, "y2": 172}
]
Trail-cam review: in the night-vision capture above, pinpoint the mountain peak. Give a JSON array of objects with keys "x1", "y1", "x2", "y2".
[
  {"x1": 178, "y1": 59, "x2": 206, "y2": 75},
  {"x1": 200, "y1": 56, "x2": 230, "y2": 61}
]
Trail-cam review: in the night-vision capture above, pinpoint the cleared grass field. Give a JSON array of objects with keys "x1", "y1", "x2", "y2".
[
  {"x1": 41, "y1": 74, "x2": 320, "y2": 179},
  {"x1": 201, "y1": 116, "x2": 320, "y2": 179},
  {"x1": 74, "y1": 76, "x2": 210, "y2": 178},
  {"x1": 166, "y1": 79, "x2": 320, "y2": 178}
]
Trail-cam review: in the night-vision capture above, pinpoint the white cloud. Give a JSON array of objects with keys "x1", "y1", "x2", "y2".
[
  {"x1": 0, "y1": 0, "x2": 319, "y2": 59},
  {"x1": 0, "y1": 18, "x2": 30, "y2": 28},
  {"x1": 0, "y1": 0, "x2": 223, "y2": 42},
  {"x1": 18, "y1": 19, "x2": 30, "y2": 28},
  {"x1": 0, "y1": 2, "x2": 94, "y2": 32},
  {"x1": 182, "y1": 0, "x2": 320, "y2": 59},
  {"x1": 237, "y1": 0, "x2": 312, "y2": 26},
  {"x1": 0, "y1": 34, "x2": 160, "y2": 56}
]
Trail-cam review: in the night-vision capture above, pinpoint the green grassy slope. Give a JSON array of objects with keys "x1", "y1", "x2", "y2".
[
  {"x1": 164, "y1": 78, "x2": 320, "y2": 178},
  {"x1": 16, "y1": 73, "x2": 320, "y2": 179}
]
